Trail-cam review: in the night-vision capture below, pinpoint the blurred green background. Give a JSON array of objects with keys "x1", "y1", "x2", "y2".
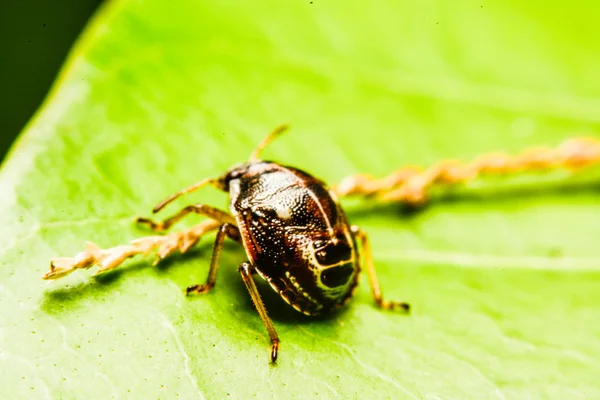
[{"x1": 0, "y1": 0, "x2": 102, "y2": 161}]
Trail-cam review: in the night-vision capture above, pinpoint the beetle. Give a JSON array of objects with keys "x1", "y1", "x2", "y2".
[{"x1": 133, "y1": 125, "x2": 410, "y2": 363}]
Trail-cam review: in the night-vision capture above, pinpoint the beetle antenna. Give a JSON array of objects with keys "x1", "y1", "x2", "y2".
[
  {"x1": 249, "y1": 124, "x2": 289, "y2": 161},
  {"x1": 152, "y1": 178, "x2": 216, "y2": 213}
]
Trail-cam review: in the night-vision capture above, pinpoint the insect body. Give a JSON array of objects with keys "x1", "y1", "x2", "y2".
[
  {"x1": 226, "y1": 161, "x2": 360, "y2": 316},
  {"x1": 132, "y1": 125, "x2": 409, "y2": 362}
]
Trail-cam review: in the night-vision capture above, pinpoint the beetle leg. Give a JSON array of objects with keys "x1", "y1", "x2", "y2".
[
  {"x1": 238, "y1": 262, "x2": 281, "y2": 364},
  {"x1": 351, "y1": 226, "x2": 410, "y2": 313},
  {"x1": 136, "y1": 204, "x2": 236, "y2": 233},
  {"x1": 186, "y1": 223, "x2": 239, "y2": 295}
]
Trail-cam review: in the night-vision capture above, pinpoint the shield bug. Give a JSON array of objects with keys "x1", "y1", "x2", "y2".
[
  {"x1": 45, "y1": 125, "x2": 410, "y2": 364},
  {"x1": 134, "y1": 125, "x2": 410, "y2": 363}
]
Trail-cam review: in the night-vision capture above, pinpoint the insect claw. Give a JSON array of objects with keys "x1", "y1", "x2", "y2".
[
  {"x1": 135, "y1": 217, "x2": 165, "y2": 232},
  {"x1": 396, "y1": 302, "x2": 411, "y2": 314},
  {"x1": 375, "y1": 298, "x2": 411, "y2": 314},
  {"x1": 383, "y1": 301, "x2": 410, "y2": 313},
  {"x1": 186, "y1": 283, "x2": 213, "y2": 295},
  {"x1": 185, "y1": 284, "x2": 200, "y2": 295},
  {"x1": 270, "y1": 340, "x2": 280, "y2": 364}
]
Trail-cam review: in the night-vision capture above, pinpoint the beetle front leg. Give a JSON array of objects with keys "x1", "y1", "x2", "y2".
[
  {"x1": 351, "y1": 226, "x2": 410, "y2": 313},
  {"x1": 186, "y1": 223, "x2": 240, "y2": 295},
  {"x1": 136, "y1": 204, "x2": 236, "y2": 233},
  {"x1": 238, "y1": 262, "x2": 281, "y2": 364}
]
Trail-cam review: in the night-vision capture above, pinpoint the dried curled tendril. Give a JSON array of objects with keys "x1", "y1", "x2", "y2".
[
  {"x1": 43, "y1": 220, "x2": 221, "y2": 280},
  {"x1": 334, "y1": 137, "x2": 600, "y2": 204}
]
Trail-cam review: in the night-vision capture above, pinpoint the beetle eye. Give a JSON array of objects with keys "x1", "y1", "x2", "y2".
[{"x1": 320, "y1": 264, "x2": 354, "y2": 288}]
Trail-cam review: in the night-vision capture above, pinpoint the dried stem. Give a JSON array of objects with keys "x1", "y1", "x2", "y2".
[
  {"x1": 43, "y1": 219, "x2": 221, "y2": 280},
  {"x1": 334, "y1": 137, "x2": 600, "y2": 204}
]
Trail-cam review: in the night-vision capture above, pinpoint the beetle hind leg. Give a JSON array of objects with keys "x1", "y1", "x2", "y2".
[
  {"x1": 238, "y1": 262, "x2": 281, "y2": 364},
  {"x1": 352, "y1": 226, "x2": 410, "y2": 313}
]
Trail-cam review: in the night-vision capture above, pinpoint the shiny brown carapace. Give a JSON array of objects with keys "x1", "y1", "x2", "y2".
[{"x1": 44, "y1": 126, "x2": 600, "y2": 364}]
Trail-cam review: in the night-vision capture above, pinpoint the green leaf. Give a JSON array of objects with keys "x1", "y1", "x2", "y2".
[{"x1": 2, "y1": 0, "x2": 600, "y2": 398}]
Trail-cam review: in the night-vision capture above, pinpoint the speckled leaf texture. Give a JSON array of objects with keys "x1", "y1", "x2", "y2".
[{"x1": 1, "y1": 1, "x2": 600, "y2": 399}]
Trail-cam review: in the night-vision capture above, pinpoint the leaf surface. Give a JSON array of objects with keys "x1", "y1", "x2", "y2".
[{"x1": 1, "y1": 1, "x2": 600, "y2": 398}]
